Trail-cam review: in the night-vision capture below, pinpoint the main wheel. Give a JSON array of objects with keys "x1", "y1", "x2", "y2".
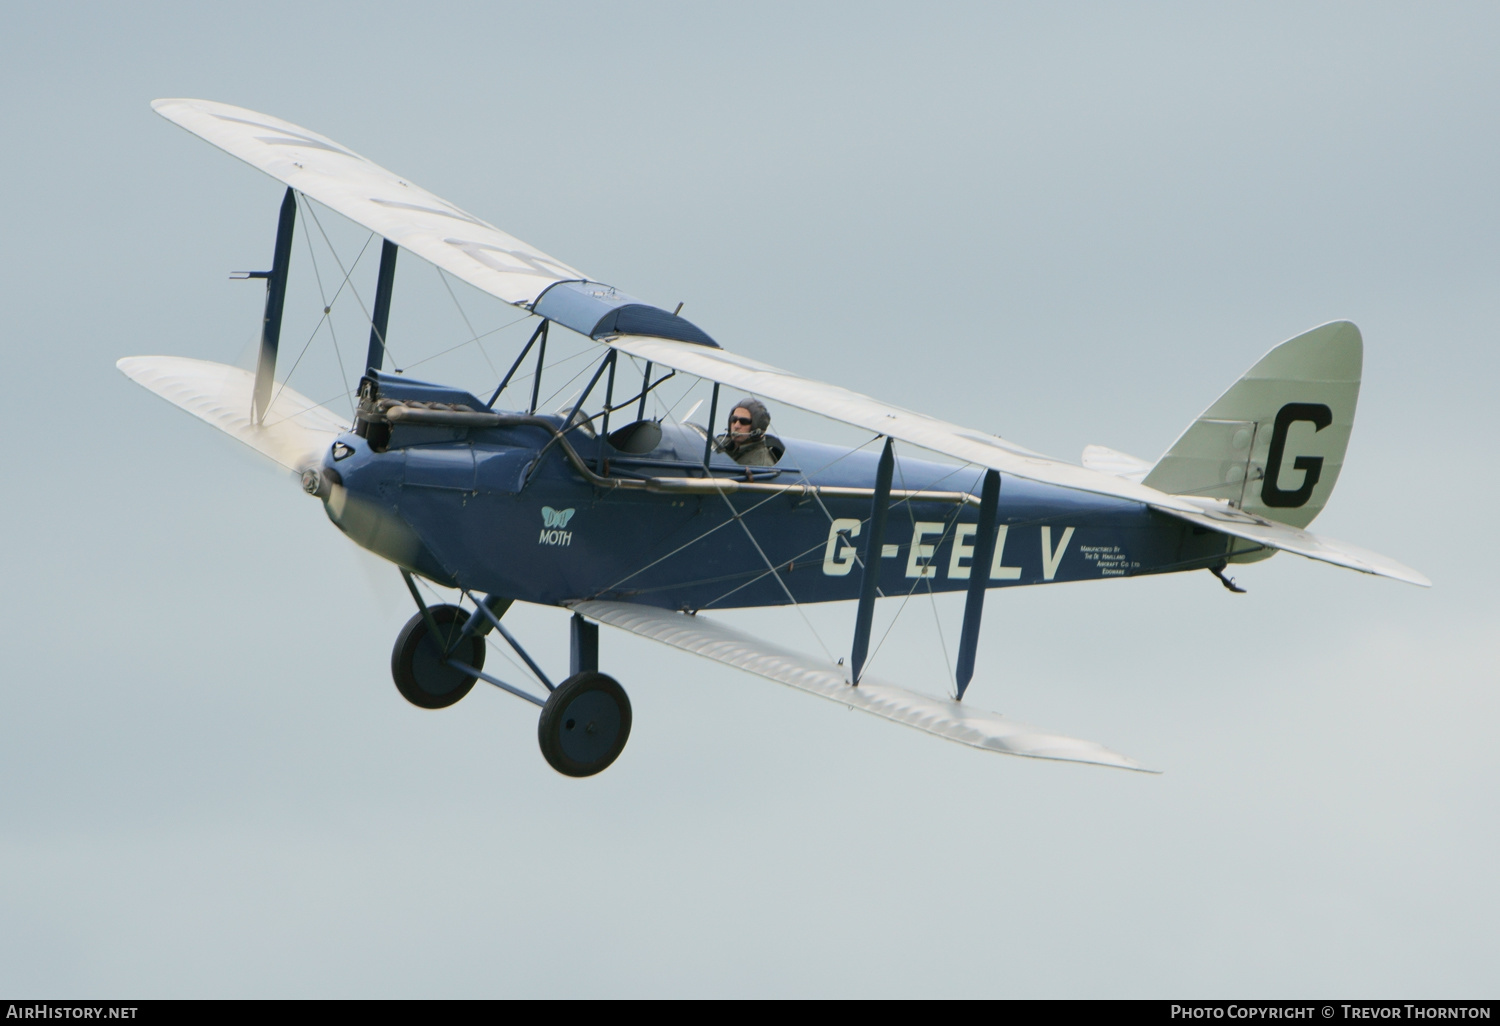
[
  {"x1": 538, "y1": 672, "x2": 632, "y2": 777},
  {"x1": 391, "y1": 605, "x2": 485, "y2": 710}
]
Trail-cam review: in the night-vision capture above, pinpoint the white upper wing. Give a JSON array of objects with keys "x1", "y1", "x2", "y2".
[
  {"x1": 1081, "y1": 444, "x2": 1152, "y2": 482},
  {"x1": 605, "y1": 334, "x2": 1205, "y2": 513},
  {"x1": 572, "y1": 600, "x2": 1152, "y2": 771},
  {"x1": 146, "y1": 99, "x2": 1247, "y2": 514},
  {"x1": 152, "y1": 98, "x2": 584, "y2": 306}
]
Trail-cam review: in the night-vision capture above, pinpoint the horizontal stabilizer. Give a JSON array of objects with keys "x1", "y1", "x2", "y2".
[
  {"x1": 571, "y1": 600, "x2": 1152, "y2": 772},
  {"x1": 117, "y1": 356, "x2": 346, "y2": 473},
  {"x1": 1081, "y1": 444, "x2": 1151, "y2": 482},
  {"x1": 1153, "y1": 500, "x2": 1431, "y2": 587}
]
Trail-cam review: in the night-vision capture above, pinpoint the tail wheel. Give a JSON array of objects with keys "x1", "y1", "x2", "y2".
[
  {"x1": 538, "y1": 672, "x2": 632, "y2": 777},
  {"x1": 391, "y1": 605, "x2": 485, "y2": 710}
]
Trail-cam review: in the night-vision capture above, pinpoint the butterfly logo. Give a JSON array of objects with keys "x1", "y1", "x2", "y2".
[{"x1": 541, "y1": 506, "x2": 576, "y2": 529}]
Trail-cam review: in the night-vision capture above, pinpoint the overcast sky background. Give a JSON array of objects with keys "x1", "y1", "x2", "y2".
[{"x1": 1, "y1": 1, "x2": 1495, "y2": 997}]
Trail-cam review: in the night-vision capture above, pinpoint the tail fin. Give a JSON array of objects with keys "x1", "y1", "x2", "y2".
[{"x1": 1142, "y1": 321, "x2": 1362, "y2": 530}]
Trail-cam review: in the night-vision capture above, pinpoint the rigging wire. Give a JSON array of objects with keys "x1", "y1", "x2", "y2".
[
  {"x1": 434, "y1": 265, "x2": 499, "y2": 379},
  {"x1": 708, "y1": 486, "x2": 838, "y2": 663},
  {"x1": 291, "y1": 193, "x2": 355, "y2": 417},
  {"x1": 265, "y1": 193, "x2": 535, "y2": 419},
  {"x1": 301, "y1": 199, "x2": 400, "y2": 370},
  {"x1": 401, "y1": 313, "x2": 533, "y2": 373},
  {"x1": 538, "y1": 348, "x2": 616, "y2": 412},
  {"x1": 862, "y1": 477, "x2": 972, "y2": 686},
  {"x1": 695, "y1": 434, "x2": 888, "y2": 609},
  {"x1": 266, "y1": 228, "x2": 374, "y2": 418},
  {"x1": 895, "y1": 456, "x2": 967, "y2": 692},
  {"x1": 596, "y1": 418, "x2": 884, "y2": 599}
]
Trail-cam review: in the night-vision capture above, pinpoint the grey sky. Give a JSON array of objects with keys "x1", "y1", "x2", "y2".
[{"x1": 1, "y1": 1, "x2": 1494, "y2": 996}]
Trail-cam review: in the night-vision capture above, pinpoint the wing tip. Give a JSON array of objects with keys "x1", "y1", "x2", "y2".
[
  {"x1": 993, "y1": 739, "x2": 1158, "y2": 774},
  {"x1": 116, "y1": 354, "x2": 156, "y2": 380},
  {"x1": 1066, "y1": 754, "x2": 1160, "y2": 775}
]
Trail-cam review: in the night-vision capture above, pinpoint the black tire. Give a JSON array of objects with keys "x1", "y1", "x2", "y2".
[
  {"x1": 538, "y1": 672, "x2": 632, "y2": 777},
  {"x1": 391, "y1": 605, "x2": 485, "y2": 710}
]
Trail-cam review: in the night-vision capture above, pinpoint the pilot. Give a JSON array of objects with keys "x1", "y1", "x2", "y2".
[{"x1": 717, "y1": 397, "x2": 776, "y2": 466}]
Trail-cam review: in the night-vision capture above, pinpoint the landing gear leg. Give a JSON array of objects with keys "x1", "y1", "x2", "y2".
[
  {"x1": 390, "y1": 603, "x2": 485, "y2": 709},
  {"x1": 389, "y1": 577, "x2": 631, "y2": 775},
  {"x1": 390, "y1": 572, "x2": 513, "y2": 709}
]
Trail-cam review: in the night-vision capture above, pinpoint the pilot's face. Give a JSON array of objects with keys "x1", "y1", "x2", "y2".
[{"x1": 729, "y1": 407, "x2": 755, "y2": 440}]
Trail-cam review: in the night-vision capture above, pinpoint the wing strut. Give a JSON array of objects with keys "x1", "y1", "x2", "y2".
[
  {"x1": 954, "y1": 469, "x2": 1001, "y2": 700},
  {"x1": 529, "y1": 321, "x2": 549, "y2": 413},
  {"x1": 486, "y1": 319, "x2": 548, "y2": 409},
  {"x1": 849, "y1": 437, "x2": 895, "y2": 683},
  {"x1": 565, "y1": 351, "x2": 617, "y2": 434},
  {"x1": 570, "y1": 613, "x2": 599, "y2": 675},
  {"x1": 636, "y1": 362, "x2": 653, "y2": 420},
  {"x1": 702, "y1": 383, "x2": 721, "y2": 467},
  {"x1": 240, "y1": 187, "x2": 297, "y2": 424},
  {"x1": 600, "y1": 350, "x2": 618, "y2": 439},
  {"x1": 365, "y1": 239, "x2": 398, "y2": 373}
]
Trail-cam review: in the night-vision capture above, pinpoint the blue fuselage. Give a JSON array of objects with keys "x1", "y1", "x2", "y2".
[{"x1": 321, "y1": 379, "x2": 1231, "y2": 611}]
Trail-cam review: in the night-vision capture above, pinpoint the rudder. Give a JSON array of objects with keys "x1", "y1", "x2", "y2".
[{"x1": 1142, "y1": 321, "x2": 1362, "y2": 530}]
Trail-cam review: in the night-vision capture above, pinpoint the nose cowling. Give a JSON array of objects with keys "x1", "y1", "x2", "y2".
[{"x1": 309, "y1": 442, "x2": 458, "y2": 587}]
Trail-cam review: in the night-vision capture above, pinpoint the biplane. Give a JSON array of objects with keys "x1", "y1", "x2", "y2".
[{"x1": 120, "y1": 99, "x2": 1429, "y2": 777}]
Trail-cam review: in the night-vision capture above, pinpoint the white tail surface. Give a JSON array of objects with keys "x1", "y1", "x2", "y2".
[
  {"x1": 1081, "y1": 444, "x2": 1151, "y2": 482},
  {"x1": 1143, "y1": 321, "x2": 1361, "y2": 529},
  {"x1": 1150, "y1": 498, "x2": 1430, "y2": 587}
]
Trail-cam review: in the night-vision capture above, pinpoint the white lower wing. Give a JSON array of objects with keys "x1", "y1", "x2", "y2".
[
  {"x1": 118, "y1": 356, "x2": 347, "y2": 473},
  {"x1": 572, "y1": 600, "x2": 1152, "y2": 772},
  {"x1": 1154, "y1": 500, "x2": 1431, "y2": 587},
  {"x1": 604, "y1": 335, "x2": 1202, "y2": 515}
]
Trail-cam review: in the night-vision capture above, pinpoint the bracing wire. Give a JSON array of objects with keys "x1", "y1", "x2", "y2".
[
  {"x1": 301, "y1": 199, "x2": 398, "y2": 369},
  {"x1": 694, "y1": 434, "x2": 888, "y2": 609},
  {"x1": 401, "y1": 313, "x2": 534, "y2": 373},
  {"x1": 266, "y1": 226, "x2": 374, "y2": 418},
  {"x1": 595, "y1": 416, "x2": 883, "y2": 598},
  {"x1": 435, "y1": 265, "x2": 499, "y2": 379},
  {"x1": 539, "y1": 349, "x2": 615, "y2": 412},
  {"x1": 855, "y1": 458, "x2": 979, "y2": 684},
  {"x1": 707, "y1": 486, "x2": 838, "y2": 663},
  {"x1": 897, "y1": 456, "x2": 962, "y2": 691},
  {"x1": 293, "y1": 194, "x2": 355, "y2": 417},
  {"x1": 267, "y1": 192, "x2": 539, "y2": 420}
]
